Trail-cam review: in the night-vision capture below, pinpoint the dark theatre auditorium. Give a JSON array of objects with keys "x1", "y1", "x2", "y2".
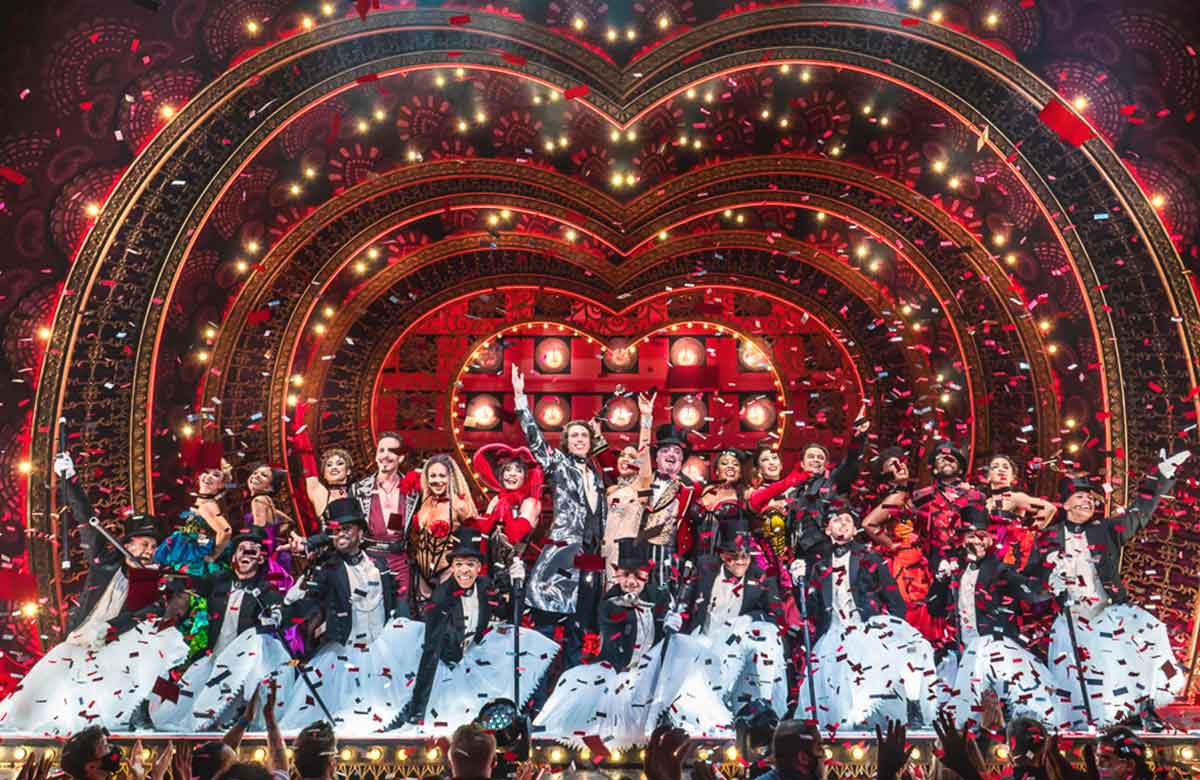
[{"x1": 0, "y1": 1, "x2": 1197, "y2": 779}]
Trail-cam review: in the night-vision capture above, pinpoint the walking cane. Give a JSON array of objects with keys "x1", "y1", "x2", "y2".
[
  {"x1": 797, "y1": 572, "x2": 818, "y2": 719},
  {"x1": 1058, "y1": 593, "x2": 1094, "y2": 728},
  {"x1": 645, "y1": 560, "x2": 693, "y2": 727}
]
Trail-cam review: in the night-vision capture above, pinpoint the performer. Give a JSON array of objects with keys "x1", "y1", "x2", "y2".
[
  {"x1": 2, "y1": 576, "x2": 193, "y2": 734},
  {"x1": 409, "y1": 454, "x2": 478, "y2": 608},
  {"x1": 927, "y1": 522, "x2": 1059, "y2": 729},
  {"x1": 643, "y1": 423, "x2": 698, "y2": 587},
  {"x1": 911, "y1": 440, "x2": 986, "y2": 568},
  {"x1": 1032, "y1": 450, "x2": 1190, "y2": 730},
  {"x1": 600, "y1": 393, "x2": 655, "y2": 583},
  {"x1": 533, "y1": 537, "x2": 669, "y2": 748},
  {"x1": 981, "y1": 454, "x2": 1056, "y2": 570},
  {"x1": 791, "y1": 507, "x2": 936, "y2": 729},
  {"x1": 351, "y1": 431, "x2": 419, "y2": 587},
  {"x1": 304, "y1": 448, "x2": 353, "y2": 521},
  {"x1": 861, "y1": 447, "x2": 934, "y2": 632},
  {"x1": 690, "y1": 450, "x2": 768, "y2": 571},
  {"x1": 749, "y1": 406, "x2": 870, "y2": 565},
  {"x1": 405, "y1": 528, "x2": 559, "y2": 732},
  {"x1": 752, "y1": 447, "x2": 790, "y2": 563},
  {"x1": 276, "y1": 498, "x2": 425, "y2": 733},
  {"x1": 244, "y1": 463, "x2": 296, "y2": 588},
  {"x1": 471, "y1": 443, "x2": 543, "y2": 582},
  {"x1": 156, "y1": 463, "x2": 233, "y2": 576},
  {"x1": 149, "y1": 527, "x2": 290, "y2": 732},
  {"x1": 664, "y1": 517, "x2": 789, "y2": 721},
  {"x1": 511, "y1": 365, "x2": 606, "y2": 637}
]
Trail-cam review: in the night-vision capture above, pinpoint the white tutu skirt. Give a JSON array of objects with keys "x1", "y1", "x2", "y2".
[
  {"x1": 397, "y1": 625, "x2": 560, "y2": 737},
  {"x1": 149, "y1": 629, "x2": 292, "y2": 732},
  {"x1": 1048, "y1": 603, "x2": 1183, "y2": 728},
  {"x1": 533, "y1": 661, "x2": 637, "y2": 749},
  {"x1": 639, "y1": 632, "x2": 736, "y2": 741},
  {"x1": 275, "y1": 617, "x2": 425, "y2": 735},
  {"x1": 803, "y1": 614, "x2": 936, "y2": 729},
  {"x1": 0, "y1": 623, "x2": 189, "y2": 735},
  {"x1": 940, "y1": 635, "x2": 1059, "y2": 728}
]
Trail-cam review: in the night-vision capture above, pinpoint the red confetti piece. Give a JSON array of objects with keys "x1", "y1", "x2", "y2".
[
  {"x1": 1038, "y1": 98, "x2": 1096, "y2": 146},
  {"x1": 1148, "y1": 381, "x2": 1162, "y2": 393},
  {"x1": 900, "y1": 17, "x2": 921, "y2": 26},
  {"x1": 80, "y1": 101, "x2": 94, "y2": 111},
  {"x1": 563, "y1": 85, "x2": 589, "y2": 100},
  {"x1": 502, "y1": 52, "x2": 527, "y2": 65},
  {"x1": 0, "y1": 167, "x2": 27, "y2": 185},
  {"x1": 355, "y1": 73, "x2": 380, "y2": 84},
  {"x1": 449, "y1": 14, "x2": 470, "y2": 24}
]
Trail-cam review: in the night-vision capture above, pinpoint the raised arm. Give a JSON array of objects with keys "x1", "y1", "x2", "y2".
[
  {"x1": 1111, "y1": 449, "x2": 1188, "y2": 545},
  {"x1": 55, "y1": 453, "x2": 109, "y2": 564},
  {"x1": 197, "y1": 498, "x2": 233, "y2": 560},
  {"x1": 749, "y1": 462, "x2": 811, "y2": 513},
  {"x1": 511, "y1": 364, "x2": 561, "y2": 471},
  {"x1": 830, "y1": 404, "x2": 870, "y2": 494},
  {"x1": 305, "y1": 477, "x2": 331, "y2": 518},
  {"x1": 634, "y1": 392, "x2": 656, "y2": 492}
]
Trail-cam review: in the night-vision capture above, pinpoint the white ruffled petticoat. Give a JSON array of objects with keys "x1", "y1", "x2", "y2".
[
  {"x1": 939, "y1": 635, "x2": 1060, "y2": 728},
  {"x1": 0, "y1": 622, "x2": 189, "y2": 735},
  {"x1": 149, "y1": 628, "x2": 292, "y2": 732},
  {"x1": 804, "y1": 614, "x2": 937, "y2": 729},
  {"x1": 1048, "y1": 603, "x2": 1183, "y2": 728},
  {"x1": 274, "y1": 616, "x2": 425, "y2": 735},
  {"x1": 396, "y1": 625, "x2": 560, "y2": 737}
]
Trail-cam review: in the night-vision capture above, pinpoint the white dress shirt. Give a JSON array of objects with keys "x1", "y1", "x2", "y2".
[
  {"x1": 958, "y1": 565, "x2": 980, "y2": 643},
  {"x1": 705, "y1": 569, "x2": 743, "y2": 634},
  {"x1": 345, "y1": 555, "x2": 385, "y2": 643},
  {"x1": 830, "y1": 550, "x2": 858, "y2": 625},
  {"x1": 214, "y1": 587, "x2": 247, "y2": 655},
  {"x1": 1062, "y1": 530, "x2": 1106, "y2": 617},
  {"x1": 67, "y1": 569, "x2": 129, "y2": 646}
]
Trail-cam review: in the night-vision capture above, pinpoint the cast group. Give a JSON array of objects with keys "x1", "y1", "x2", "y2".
[{"x1": 1, "y1": 365, "x2": 1191, "y2": 746}]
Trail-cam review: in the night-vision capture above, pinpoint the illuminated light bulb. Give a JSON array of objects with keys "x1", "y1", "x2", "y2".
[
  {"x1": 735, "y1": 213, "x2": 745, "y2": 224},
  {"x1": 396, "y1": 749, "x2": 408, "y2": 761},
  {"x1": 779, "y1": 117, "x2": 790, "y2": 128},
  {"x1": 301, "y1": 16, "x2": 314, "y2": 30},
  {"x1": 321, "y1": 3, "x2": 334, "y2": 16},
  {"x1": 558, "y1": 135, "x2": 568, "y2": 148},
  {"x1": 455, "y1": 67, "x2": 465, "y2": 78},
  {"x1": 373, "y1": 108, "x2": 386, "y2": 122},
  {"x1": 303, "y1": 166, "x2": 316, "y2": 179},
  {"x1": 901, "y1": 304, "x2": 913, "y2": 315},
  {"x1": 37, "y1": 326, "x2": 51, "y2": 340},
  {"x1": 610, "y1": 128, "x2": 621, "y2": 143},
  {"x1": 1179, "y1": 746, "x2": 1195, "y2": 761},
  {"x1": 993, "y1": 233, "x2": 1008, "y2": 247},
  {"x1": 339, "y1": 749, "x2": 353, "y2": 762},
  {"x1": 940, "y1": 393, "x2": 951, "y2": 404},
  {"x1": 564, "y1": 228, "x2": 577, "y2": 241},
  {"x1": 862, "y1": 104, "x2": 874, "y2": 116},
  {"x1": 909, "y1": 0, "x2": 923, "y2": 8},
  {"x1": 1039, "y1": 319, "x2": 1052, "y2": 331},
  {"x1": 579, "y1": 749, "x2": 591, "y2": 761},
  {"x1": 692, "y1": 137, "x2": 702, "y2": 150},
  {"x1": 245, "y1": 19, "x2": 260, "y2": 34},
  {"x1": 686, "y1": 87, "x2": 696, "y2": 100},
  {"x1": 947, "y1": 176, "x2": 961, "y2": 189},
  {"x1": 353, "y1": 261, "x2": 367, "y2": 276},
  {"x1": 572, "y1": 16, "x2": 586, "y2": 31},
  {"x1": 677, "y1": 133, "x2": 688, "y2": 145},
  {"x1": 159, "y1": 104, "x2": 175, "y2": 120},
  {"x1": 816, "y1": 211, "x2": 826, "y2": 222},
  {"x1": 823, "y1": 748, "x2": 834, "y2": 760},
  {"x1": 356, "y1": 119, "x2": 369, "y2": 133},
  {"x1": 475, "y1": 110, "x2": 487, "y2": 123},
  {"x1": 500, "y1": 208, "x2": 512, "y2": 220},
  {"x1": 426, "y1": 748, "x2": 441, "y2": 761},
  {"x1": 204, "y1": 326, "x2": 217, "y2": 340},
  {"x1": 487, "y1": 213, "x2": 499, "y2": 226},
  {"x1": 855, "y1": 245, "x2": 869, "y2": 259},
  {"x1": 624, "y1": 172, "x2": 636, "y2": 186},
  {"x1": 458, "y1": 119, "x2": 470, "y2": 133},
  {"x1": 289, "y1": 183, "x2": 302, "y2": 196},
  {"x1": 606, "y1": 27, "x2": 618, "y2": 42},
  {"x1": 658, "y1": 230, "x2": 669, "y2": 241},
  {"x1": 931, "y1": 9, "x2": 944, "y2": 21},
  {"x1": 657, "y1": 14, "x2": 670, "y2": 29},
  {"x1": 180, "y1": 423, "x2": 194, "y2": 438},
  {"x1": 1151, "y1": 193, "x2": 1165, "y2": 208},
  {"x1": 869, "y1": 259, "x2": 881, "y2": 272},
  {"x1": 196, "y1": 350, "x2": 209, "y2": 362},
  {"x1": 723, "y1": 209, "x2": 733, "y2": 218},
  {"x1": 626, "y1": 129, "x2": 637, "y2": 141},
  {"x1": 931, "y1": 159, "x2": 947, "y2": 173},
  {"x1": 366, "y1": 748, "x2": 383, "y2": 762},
  {"x1": 253, "y1": 749, "x2": 266, "y2": 762},
  {"x1": 290, "y1": 374, "x2": 304, "y2": 387},
  {"x1": 880, "y1": 115, "x2": 890, "y2": 126},
  {"x1": 544, "y1": 139, "x2": 555, "y2": 152},
  {"x1": 910, "y1": 321, "x2": 921, "y2": 331},
  {"x1": 20, "y1": 601, "x2": 38, "y2": 618},
  {"x1": 323, "y1": 306, "x2": 334, "y2": 318},
  {"x1": 910, "y1": 748, "x2": 923, "y2": 760},
  {"x1": 550, "y1": 748, "x2": 565, "y2": 763},
  {"x1": 434, "y1": 74, "x2": 446, "y2": 88},
  {"x1": 367, "y1": 247, "x2": 380, "y2": 260},
  {"x1": 1047, "y1": 343, "x2": 1059, "y2": 354},
  {"x1": 625, "y1": 27, "x2": 636, "y2": 41},
  {"x1": 1005, "y1": 252, "x2": 1018, "y2": 266},
  {"x1": 1067, "y1": 442, "x2": 1080, "y2": 453},
  {"x1": 85, "y1": 202, "x2": 101, "y2": 218},
  {"x1": 611, "y1": 172, "x2": 624, "y2": 188},
  {"x1": 313, "y1": 323, "x2": 326, "y2": 335},
  {"x1": 725, "y1": 747, "x2": 739, "y2": 761},
  {"x1": 1072, "y1": 96, "x2": 1088, "y2": 111},
  {"x1": 994, "y1": 746, "x2": 1010, "y2": 761},
  {"x1": 985, "y1": 10, "x2": 999, "y2": 27},
  {"x1": 1065, "y1": 417, "x2": 1077, "y2": 429},
  {"x1": 851, "y1": 746, "x2": 866, "y2": 762},
  {"x1": 703, "y1": 91, "x2": 714, "y2": 103},
  {"x1": 800, "y1": 68, "x2": 812, "y2": 82},
  {"x1": 405, "y1": 150, "x2": 419, "y2": 162},
  {"x1": 780, "y1": 63, "x2": 791, "y2": 74},
  {"x1": 760, "y1": 108, "x2": 771, "y2": 119},
  {"x1": 830, "y1": 145, "x2": 842, "y2": 157},
  {"x1": 235, "y1": 260, "x2": 249, "y2": 273}
]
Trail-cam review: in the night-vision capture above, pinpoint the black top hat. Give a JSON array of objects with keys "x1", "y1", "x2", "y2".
[
  {"x1": 230, "y1": 525, "x2": 269, "y2": 551},
  {"x1": 927, "y1": 439, "x2": 968, "y2": 472},
  {"x1": 325, "y1": 497, "x2": 367, "y2": 529},
  {"x1": 653, "y1": 423, "x2": 690, "y2": 453},
  {"x1": 961, "y1": 503, "x2": 990, "y2": 531},
  {"x1": 122, "y1": 514, "x2": 164, "y2": 543},
  {"x1": 614, "y1": 537, "x2": 651, "y2": 571},
  {"x1": 716, "y1": 515, "x2": 755, "y2": 553},
  {"x1": 448, "y1": 527, "x2": 486, "y2": 562},
  {"x1": 1057, "y1": 475, "x2": 1104, "y2": 503}
]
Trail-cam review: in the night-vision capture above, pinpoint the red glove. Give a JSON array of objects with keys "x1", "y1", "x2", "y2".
[{"x1": 581, "y1": 632, "x2": 601, "y2": 662}]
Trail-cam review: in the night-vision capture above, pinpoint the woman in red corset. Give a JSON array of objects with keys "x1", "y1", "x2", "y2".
[
  {"x1": 861, "y1": 447, "x2": 935, "y2": 637},
  {"x1": 409, "y1": 454, "x2": 478, "y2": 608}
]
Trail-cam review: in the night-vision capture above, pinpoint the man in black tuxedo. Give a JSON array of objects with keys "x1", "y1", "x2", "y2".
[
  {"x1": 150, "y1": 527, "x2": 288, "y2": 730},
  {"x1": 406, "y1": 528, "x2": 556, "y2": 731}
]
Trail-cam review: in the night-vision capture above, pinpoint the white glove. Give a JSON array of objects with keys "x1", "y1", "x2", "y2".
[
  {"x1": 54, "y1": 452, "x2": 76, "y2": 480},
  {"x1": 663, "y1": 610, "x2": 683, "y2": 633},
  {"x1": 936, "y1": 559, "x2": 959, "y2": 580},
  {"x1": 1157, "y1": 448, "x2": 1191, "y2": 479},
  {"x1": 508, "y1": 558, "x2": 526, "y2": 583},
  {"x1": 789, "y1": 559, "x2": 807, "y2": 581}
]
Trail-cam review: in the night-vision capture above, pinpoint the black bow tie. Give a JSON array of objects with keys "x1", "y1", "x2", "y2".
[
  {"x1": 966, "y1": 560, "x2": 980, "y2": 572},
  {"x1": 1065, "y1": 521, "x2": 1089, "y2": 534},
  {"x1": 341, "y1": 551, "x2": 365, "y2": 566},
  {"x1": 460, "y1": 586, "x2": 476, "y2": 598},
  {"x1": 832, "y1": 543, "x2": 851, "y2": 556}
]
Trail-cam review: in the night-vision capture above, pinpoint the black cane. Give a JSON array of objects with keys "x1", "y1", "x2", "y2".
[
  {"x1": 253, "y1": 589, "x2": 337, "y2": 726},
  {"x1": 1058, "y1": 594, "x2": 1094, "y2": 727},
  {"x1": 797, "y1": 573, "x2": 818, "y2": 719}
]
